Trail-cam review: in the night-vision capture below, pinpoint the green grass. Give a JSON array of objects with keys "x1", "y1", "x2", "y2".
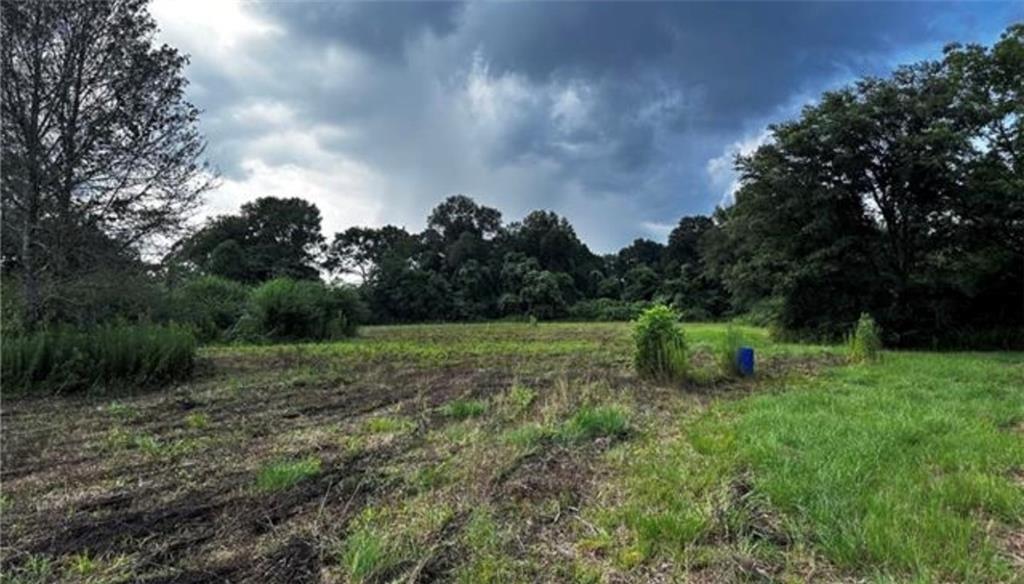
[
  {"x1": 561, "y1": 405, "x2": 630, "y2": 442},
  {"x1": 1, "y1": 324, "x2": 196, "y2": 393},
  {"x1": 365, "y1": 415, "x2": 414, "y2": 434},
  {"x1": 593, "y1": 351, "x2": 1024, "y2": 581},
  {"x1": 441, "y1": 399, "x2": 487, "y2": 419},
  {"x1": 185, "y1": 412, "x2": 210, "y2": 429},
  {"x1": 501, "y1": 422, "x2": 553, "y2": 449},
  {"x1": 724, "y1": 354, "x2": 1023, "y2": 580},
  {"x1": 255, "y1": 457, "x2": 322, "y2": 492}
]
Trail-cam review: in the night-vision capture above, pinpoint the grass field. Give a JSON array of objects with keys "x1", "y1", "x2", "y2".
[{"x1": 1, "y1": 323, "x2": 1021, "y2": 583}]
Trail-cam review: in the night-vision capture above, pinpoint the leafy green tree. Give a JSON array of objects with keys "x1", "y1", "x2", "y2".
[{"x1": 178, "y1": 197, "x2": 325, "y2": 283}]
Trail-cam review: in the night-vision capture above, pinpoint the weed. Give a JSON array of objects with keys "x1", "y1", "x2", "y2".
[
  {"x1": 441, "y1": 399, "x2": 487, "y2": 419},
  {"x1": 68, "y1": 552, "x2": 97, "y2": 576},
  {"x1": 500, "y1": 384, "x2": 537, "y2": 417},
  {"x1": 104, "y1": 401, "x2": 135, "y2": 419},
  {"x1": 1, "y1": 324, "x2": 196, "y2": 393},
  {"x1": 341, "y1": 524, "x2": 390, "y2": 583},
  {"x1": 633, "y1": 305, "x2": 688, "y2": 382},
  {"x1": 847, "y1": 312, "x2": 882, "y2": 363},
  {"x1": 365, "y1": 416, "x2": 414, "y2": 434},
  {"x1": 501, "y1": 423, "x2": 552, "y2": 449},
  {"x1": 255, "y1": 457, "x2": 321, "y2": 492},
  {"x1": 715, "y1": 326, "x2": 745, "y2": 377},
  {"x1": 185, "y1": 412, "x2": 210, "y2": 429},
  {"x1": 561, "y1": 405, "x2": 630, "y2": 442},
  {"x1": 455, "y1": 508, "x2": 519, "y2": 583}
]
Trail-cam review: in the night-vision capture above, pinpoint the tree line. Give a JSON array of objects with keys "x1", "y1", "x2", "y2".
[{"x1": 1, "y1": 0, "x2": 1020, "y2": 348}]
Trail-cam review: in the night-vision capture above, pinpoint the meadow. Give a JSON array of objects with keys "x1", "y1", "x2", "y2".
[{"x1": 1, "y1": 322, "x2": 1021, "y2": 583}]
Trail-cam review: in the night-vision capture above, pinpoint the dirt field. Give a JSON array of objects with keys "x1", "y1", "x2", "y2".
[{"x1": 1, "y1": 323, "x2": 1020, "y2": 583}]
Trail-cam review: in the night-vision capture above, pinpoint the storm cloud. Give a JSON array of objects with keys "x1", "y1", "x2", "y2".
[{"x1": 151, "y1": 1, "x2": 1022, "y2": 252}]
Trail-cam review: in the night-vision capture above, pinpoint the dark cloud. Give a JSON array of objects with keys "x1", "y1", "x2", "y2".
[{"x1": 154, "y1": 0, "x2": 1022, "y2": 252}]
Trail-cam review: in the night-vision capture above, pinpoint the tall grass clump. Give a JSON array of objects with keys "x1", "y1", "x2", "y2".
[
  {"x1": 235, "y1": 277, "x2": 367, "y2": 342},
  {"x1": 633, "y1": 304, "x2": 689, "y2": 382},
  {"x1": 715, "y1": 326, "x2": 745, "y2": 377},
  {"x1": 847, "y1": 312, "x2": 882, "y2": 363},
  {"x1": 2, "y1": 324, "x2": 196, "y2": 393}
]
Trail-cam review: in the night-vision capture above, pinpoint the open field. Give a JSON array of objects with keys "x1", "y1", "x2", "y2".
[{"x1": 1, "y1": 323, "x2": 1022, "y2": 583}]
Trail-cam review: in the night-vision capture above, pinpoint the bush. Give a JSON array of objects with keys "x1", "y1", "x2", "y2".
[
  {"x1": 170, "y1": 275, "x2": 248, "y2": 343},
  {"x1": 847, "y1": 312, "x2": 882, "y2": 363},
  {"x1": 1, "y1": 324, "x2": 196, "y2": 394},
  {"x1": 715, "y1": 326, "x2": 745, "y2": 377},
  {"x1": 633, "y1": 304, "x2": 689, "y2": 382},
  {"x1": 238, "y1": 278, "x2": 367, "y2": 342}
]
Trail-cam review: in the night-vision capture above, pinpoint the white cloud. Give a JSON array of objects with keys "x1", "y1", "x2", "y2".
[
  {"x1": 203, "y1": 158, "x2": 385, "y2": 239},
  {"x1": 706, "y1": 129, "x2": 771, "y2": 206},
  {"x1": 150, "y1": 0, "x2": 280, "y2": 52}
]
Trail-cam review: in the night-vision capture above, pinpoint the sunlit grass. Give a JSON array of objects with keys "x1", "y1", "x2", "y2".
[{"x1": 255, "y1": 457, "x2": 321, "y2": 492}]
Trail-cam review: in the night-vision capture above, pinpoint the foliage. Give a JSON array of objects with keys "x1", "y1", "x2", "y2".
[
  {"x1": 238, "y1": 277, "x2": 366, "y2": 342},
  {"x1": 715, "y1": 326, "x2": 745, "y2": 377},
  {"x1": 170, "y1": 276, "x2": 249, "y2": 343},
  {"x1": 567, "y1": 298, "x2": 652, "y2": 321},
  {"x1": 847, "y1": 313, "x2": 883, "y2": 363},
  {"x1": 1, "y1": 0, "x2": 210, "y2": 328},
  {"x1": 707, "y1": 26, "x2": 1024, "y2": 347},
  {"x1": 1, "y1": 324, "x2": 196, "y2": 393},
  {"x1": 176, "y1": 197, "x2": 325, "y2": 284},
  {"x1": 633, "y1": 305, "x2": 689, "y2": 382}
]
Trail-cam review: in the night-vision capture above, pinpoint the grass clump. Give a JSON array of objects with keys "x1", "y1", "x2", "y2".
[
  {"x1": 339, "y1": 497, "x2": 454, "y2": 582},
  {"x1": 255, "y1": 457, "x2": 321, "y2": 492},
  {"x1": 501, "y1": 422, "x2": 552, "y2": 449},
  {"x1": 365, "y1": 416, "x2": 414, "y2": 434},
  {"x1": 441, "y1": 399, "x2": 487, "y2": 419},
  {"x1": 633, "y1": 305, "x2": 688, "y2": 382},
  {"x1": 1, "y1": 324, "x2": 196, "y2": 394},
  {"x1": 715, "y1": 326, "x2": 745, "y2": 377},
  {"x1": 846, "y1": 312, "x2": 882, "y2": 363},
  {"x1": 561, "y1": 405, "x2": 630, "y2": 442},
  {"x1": 185, "y1": 412, "x2": 210, "y2": 429}
]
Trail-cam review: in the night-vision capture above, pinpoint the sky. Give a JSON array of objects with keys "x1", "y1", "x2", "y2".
[{"x1": 150, "y1": 0, "x2": 1023, "y2": 253}]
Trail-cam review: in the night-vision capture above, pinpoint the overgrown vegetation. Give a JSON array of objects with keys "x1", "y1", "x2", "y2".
[
  {"x1": 2, "y1": 322, "x2": 1019, "y2": 582},
  {"x1": 847, "y1": 312, "x2": 883, "y2": 363},
  {"x1": 235, "y1": 277, "x2": 366, "y2": 342},
  {"x1": 1, "y1": 324, "x2": 196, "y2": 393},
  {"x1": 715, "y1": 325, "x2": 746, "y2": 377},
  {"x1": 633, "y1": 305, "x2": 689, "y2": 382}
]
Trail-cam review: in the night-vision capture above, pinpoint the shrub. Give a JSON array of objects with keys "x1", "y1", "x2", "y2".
[
  {"x1": 170, "y1": 275, "x2": 249, "y2": 343},
  {"x1": 847, "y1": 312, "x2": 882, "y2": 363},
  {"x1": 633, "y1": 304, "x2": 689, "y2": 382},
  {"x1": 239, "y1": 278, "x2": 367, "y2": 342},
  {"x1": 1, "y1": 324, "x2": 196, "y2": 394},
  {"x1": 715, "y1": 326, "x2": 745, "y2": 377}
]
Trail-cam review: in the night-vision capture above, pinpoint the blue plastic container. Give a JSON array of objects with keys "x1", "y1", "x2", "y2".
[{"x1": 736, "y1": 347, "x2": 755, "y2": 376}]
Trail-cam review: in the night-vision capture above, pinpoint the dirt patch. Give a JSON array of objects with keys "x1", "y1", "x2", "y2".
[{"x1": 252, "y1": 536, "x2": 321, "y2": 583}]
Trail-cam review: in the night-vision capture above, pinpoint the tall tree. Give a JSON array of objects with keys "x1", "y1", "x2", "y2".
[
  {"x1": 1, "y1": 0, "x2": 211, "y2": 326},
  {"x1": 177, "y1": 197, "x2": 324, "y2": 283}
]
